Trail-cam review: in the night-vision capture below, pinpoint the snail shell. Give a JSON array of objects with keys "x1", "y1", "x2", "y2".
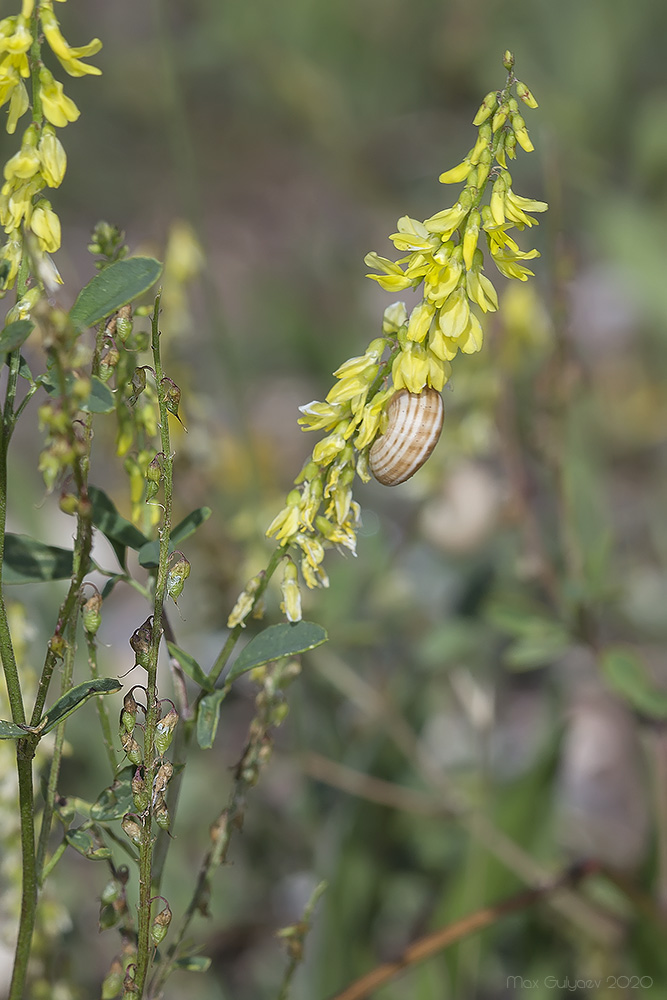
[{"x1": 369, "y1": 388, "x2": 444, "y2": 486}]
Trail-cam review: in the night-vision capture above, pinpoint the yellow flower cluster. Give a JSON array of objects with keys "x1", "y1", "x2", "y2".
[
  {"x1": 0, "y1": 0, "x2": 101, "y2": 292},
  {"x1": 263, "y1": 53, "x2": 547, "y2": 622}
]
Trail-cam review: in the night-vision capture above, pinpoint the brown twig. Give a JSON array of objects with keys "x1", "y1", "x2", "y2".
[{"x1": 327, "y1": 861, "x2": 601, "y2": 1000}]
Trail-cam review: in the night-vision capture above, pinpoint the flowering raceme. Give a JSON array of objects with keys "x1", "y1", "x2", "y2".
[
  {"x1": 235, "y1": 53, "x2": 548, "y2": 627},
  {"x1": 0, "y1": 0, "x2": 101, "y2": 293}
]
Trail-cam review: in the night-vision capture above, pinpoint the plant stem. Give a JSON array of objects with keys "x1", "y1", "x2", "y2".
[
  {"x1": 134, "y1": 293, "x2": 173, "y2": 994},
  {"x1": 36, "y1": 611, "x2": 78, "y2": 883},
  {"x1": 2, "y1": 251, "x2": 34, "y2": 1000},
  {"x1": 205, "y1": 543, "x2": 287, "y2": 691},
  {"x1": 86, "y1": 629, "x2": 118, "y2": 775}
]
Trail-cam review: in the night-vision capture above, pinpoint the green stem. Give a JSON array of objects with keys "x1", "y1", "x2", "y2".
[
  {"x1": 2, "y1": 245, "x2": 33, "y2": 1000},
  {"x1": 8, "y1": 746, "x2": 38, "y2": 1000},
  {"x1": 86, "y1": 629, "x2": 118, "y2": 775},
  {"x1": 134, "y1": 292, "x2": 173, "y2": 995},
  {"x1": 204, "y1": 543, "x2": 287, "y2": 692},
  {"x1": 36, "y1": 611, "x2": 78, "y2": 883}
]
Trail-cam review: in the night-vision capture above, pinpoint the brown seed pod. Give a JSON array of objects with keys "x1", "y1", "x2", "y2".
[{"x1": 369, "y1": 388, "x2": 444, "y2": 486}]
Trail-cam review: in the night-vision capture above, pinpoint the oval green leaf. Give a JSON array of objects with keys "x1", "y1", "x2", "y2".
[
  {"x1": 226, "y1": 621, "x2": 328, "y2": 683},
  {"x1": 504, "y1": 627, "x2": 571, "y2": 671},
  {"x1": 3, "y1": 533, "x2": 76, "y2": 584},
  {"x1": 138, "y1": 506, "x2": 211, "y2": 568},
  {"x1": 66, "y1": 827, "x2": 112, "y2": 860},
  {"x1": 70, "y1": 257, "x2": 162, "y2": 329},
  {"x1": 167, "y1": 642, "x2": 213, "y2": 692},
  {"x1": 90, "y1": 485, "x2": 149, "y2": 569},
  {"x1": 41, "y1": 677, "x2": 122, "y2": 734},
  {"x1": 0, "y1": 719, "x2": 31, "y2": 740},
  {"x1": 0, "y1": 319, "x2": 34, "y2": 356},
  {"x1": 174, "y1": 956, "x2": 212, "y2": 973},
  {"x1": 600, "y1": 646, "x2": 667, "y2": 718},
  {"x1": 80, "y1": 376, "x2": 115, "y2": 413},
  {"x1": 196, "y1": 688, "x2": 229, "y2": 749},
  {"x1": 91, "y1": 766, "x2": 135, "y2": 821}
]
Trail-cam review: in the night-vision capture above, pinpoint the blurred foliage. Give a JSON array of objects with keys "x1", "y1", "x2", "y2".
[{"x1": 3, "y1": 1, "x2": 667, "y2": 999}]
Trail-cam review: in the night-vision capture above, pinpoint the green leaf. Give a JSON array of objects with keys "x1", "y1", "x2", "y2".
[
  {"x1": 3, "y1": 533, "x2": 76, "y2": 584},
  {"x1": 91, "y1": 767, "x2": 135, "y2": 821},
  {"x1": 65, "y1": 827, "x2": 112, "y2": 861},
  {"x1": 37, "y1": 373, "x2": 114, "y2": 413},
  {"x1": 600, "y1": 646, "x2": 667, "y2": 718},
  {"x1": 0, "y1": 719, "x2": 31, "y2": 739},
  {"x1": 80, "y1": 376, "x2": 115, "y2": 413},
  {"x1": 174, "y1": 956, "x2": 212, "y2": 973},
  {"x1": 486, "y1": 593, "x2": 560, "y2": 638},
  {"x1": 0, "y1": 319, "x2": 34, "y2": 356},
  {"x1": 138, "y1": 506, "x2": 212, "y2": 568},
  {"x1": 167, "y1": 642, "x2": 213, "y2": 691},
  {"x1": 90, "y1": 485, "x2": 149, "y2": 569},
  {"x1": 196, "y1": 688, "x2": 229, "y2": 749},
  {"x1": 227, "y1": 620, "x2": 328, "y2": 683},
  {"x1": 41, "y1": 677, "x2": 121, "y2": 735},
  {"x1": 70, "y1": 257, "x2": 162, "y2": 329},
  {"x1": 504, "y1": 628, "x2": 572, "y2": 671},
  {"x1": 17, "y1": 354, "x2": 33, "y2": 381}
]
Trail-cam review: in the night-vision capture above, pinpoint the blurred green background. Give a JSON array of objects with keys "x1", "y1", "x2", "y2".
[{"x1": 3, "y1": 0, "x2": 667, "y2": 998}]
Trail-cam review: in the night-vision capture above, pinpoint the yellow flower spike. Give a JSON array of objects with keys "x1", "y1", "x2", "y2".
[
  {"x1": 407, "y1": 300, "x2": 435, "y2": 343},
  {"x1": 473, "y1": 91, "x2": 498, "y2": 126},
  {"x1": 462, "y1": 209, "x2": 481, "y2": 271},
  {"x1": 40, "y1": 5, "x2": 102, "y2": 77},
  {"x1": 280, "y1": 559, "x2": 302, "y2": 623},
  {"x1": 39, "y1": 67, "x2": 80, "y2": 127},
  {"x1": 267, "y1": 56, "x2": 546, "y2": 596},
  {"x1": 439, "y1": 158, "x2": 473, "y2": 184},
  {"x1": 38, "y1": 127, "x2": 67, "y2": 187}
]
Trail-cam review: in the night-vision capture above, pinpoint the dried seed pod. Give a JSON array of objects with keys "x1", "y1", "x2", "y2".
[{"x1": 369, "y1": 388, "x2": 444, "y2": 487}]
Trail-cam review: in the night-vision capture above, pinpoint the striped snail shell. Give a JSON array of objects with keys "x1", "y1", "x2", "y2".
[{"x1": 369, "y1": 388, "x2": 444, "y2": 486}]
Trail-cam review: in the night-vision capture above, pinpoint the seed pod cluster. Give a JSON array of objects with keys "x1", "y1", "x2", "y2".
[{"x1": 369, "y1": 388, "x2": 444, "y2": 486}]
